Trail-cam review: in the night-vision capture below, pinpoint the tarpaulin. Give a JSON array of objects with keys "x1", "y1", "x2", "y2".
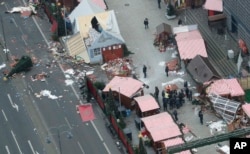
[{"x1": 78, "y1": 104, "x2": 95, "y2": 122}]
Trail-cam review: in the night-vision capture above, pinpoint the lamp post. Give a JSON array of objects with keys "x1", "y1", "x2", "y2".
[
  {"x1": 0, "y1": 15, "x2": 9, "y2": 61},
  {"x1": 46, "y1": 125, "x2": 73, "y2": 154}
]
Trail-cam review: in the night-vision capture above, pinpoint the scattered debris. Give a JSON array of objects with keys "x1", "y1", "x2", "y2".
[
  {"x1": 65, "y1": 79, "x2": 74, "y2": 86},
  {"x1": 0, "y1": 64, "x2": 6, "y2": 70},
  {"x1": 31, "y1": 72, "x2": 49, "y2": 81},
  {"x1": 35, "y1": 90, "x2": 63, "y2": 100},
  {"x1": 102, "y1": 58, "x2": 133, "y2": 80}
]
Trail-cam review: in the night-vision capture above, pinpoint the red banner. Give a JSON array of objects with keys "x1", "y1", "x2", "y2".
[{"x1": 78, "y1": 104, "x2": 95, "y2": 122}]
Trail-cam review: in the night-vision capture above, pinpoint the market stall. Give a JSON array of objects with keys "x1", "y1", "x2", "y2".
[
  {"x1": 161, "y1": 137, "x2": 191, "y2": 154},
  {"x1": 154, "y1": 23, "x2": 172, "y2": 52},
  {"x1": 141, "y1": 112, "x2": 182, "y2": 151},
  {"x1": 134, "y1": 95, "x2": 160, "y2": 117},
  {"x1": 102, "y1": 76, "x2": 144, "y2": 109},
  {"x1": 208, "y1": 94, "x2": 242, "y2": 131}
]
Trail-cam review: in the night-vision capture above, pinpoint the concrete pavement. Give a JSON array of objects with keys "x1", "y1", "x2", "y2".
[{"x1": 105, "y1": 0, "x2": 231, "y2": 153}]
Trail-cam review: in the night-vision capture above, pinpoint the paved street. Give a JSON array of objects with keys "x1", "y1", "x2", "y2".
[{"x1": 0, "y1": 0, "x2": 122, "y2": 154}]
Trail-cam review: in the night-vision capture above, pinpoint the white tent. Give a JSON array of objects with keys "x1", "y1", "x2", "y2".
[{"x1": 69, "y1": 0, "x2": 105, "y2": 33}]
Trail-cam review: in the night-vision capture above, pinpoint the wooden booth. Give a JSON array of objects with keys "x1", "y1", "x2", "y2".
[
  {"x1": 134, "y1": 95, "x2": 160, "y2": 117},
  {"x1": 141, "y1": 112, "x2": 182, "y2": 152},
  {"x1": 103, "y1": 76, "x2": 144, "y2": 110}
]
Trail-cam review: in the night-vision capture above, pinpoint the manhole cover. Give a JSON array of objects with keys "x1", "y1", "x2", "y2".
[{"x1": 125, "y1": 3, "x2": 129, "y2": 6}]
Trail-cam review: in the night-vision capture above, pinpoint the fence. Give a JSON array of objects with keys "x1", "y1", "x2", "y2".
[
  {"x1": 86, "y1": 78, "x2": 134, "y2": 154},
  {"x1": 43, "y1": 2, "x2": 58, "y2": 33}
]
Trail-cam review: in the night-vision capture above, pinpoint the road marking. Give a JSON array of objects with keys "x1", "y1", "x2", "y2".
[
  {"x1": 5, "y1": 145, "x2": 10, "y2": 154},
  {"x1": 2, "y1": 109, "x2": 8, "y2": 121},
  {"x1": 77, "y1": 141, "x2": 86, "y2": 154},
  {"x1": 28, "y1": 140, "x2": 36, "y2": 154},
  {"x1": 64, "y1": 117, "x2": 72, "y2": 129},
  {"x1": 90, "y1": 120, "x2": 103, "y2": 141},
  {"x1": 7, "y1": 94, "x2": 19, "y2": 112},
  {"x1": 103, "y1": 142, "x2": 111, "y2": 154},
  {"x1": 11, "y1": 130, "x2": 22, "y2": 154}
]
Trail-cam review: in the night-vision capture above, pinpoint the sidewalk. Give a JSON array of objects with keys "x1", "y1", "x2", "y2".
[{"x1": 105, "y1": 0, "x2": 230, "y2": 153}]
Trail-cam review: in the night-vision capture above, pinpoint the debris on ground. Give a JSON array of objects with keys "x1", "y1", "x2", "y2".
[
  {"x1": 31, "y1": 72, "x2": 49, "y2": 81},
  {"x1": 35, "y1": 90, "x2": 63, "y2": 100},
  {"x1": 101, "y1": 58, "x2": 133, "y2": 80}
]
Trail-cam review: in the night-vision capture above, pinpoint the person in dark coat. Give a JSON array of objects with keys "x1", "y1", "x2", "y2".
[
  {"x1": 161, "y1": 90, "x2": 165, "y2": 98},
  {"x1": 169, "y1": 97, "x2": 174, "y2": 110},
  {"x1": 185, "y1": 87, "x2": 189, "y2": 98},
  {"x1": 154, "y1": 86, "x2": 159, "y2": 99},
  {"x1": 176, "y1": 97, "x2": 180, "y2": 109},
  {"x1": 165, "y1": 65, "x2": 169, "y2": 77},
  {"x1": 198, "y1": 110, "x2": 203, "y2": 125},
  {"x1": 178, "y1": 18, "x2": 182, "y2": 26},
  {"x1": 158, "y1": 0, "x2": 161, "y2": 9},
  {"x1": 163, "y1": 97, "x2": 168, "y2": 111},
  {"x1": 188, "y1": 90, "x2": 193, "y2": 101},
  {"x1": 143, "y1": 65, "x2": 147, "y2": 78},
  {"x1": 184, "y1": 81, "x2": 188, "y2": 88},
  {"x1": 173, "y1": 110, "x2": 178, "y2": 121},
  {"x1": 144, "y1": 18, "x2": 149, "y2": 29}
]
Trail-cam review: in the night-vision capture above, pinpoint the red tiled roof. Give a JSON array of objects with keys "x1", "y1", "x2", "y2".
[
  {"x1": 206, "y1": 78, "x2": 245, "y2": 97},
  {"x1": 203, "y1": 0, "x2": 223, "y2": 12},
  {"x1": 141, "y1": 112, "x2": 181, "y2": 142},
  {"x1": 134, "y1": 95, "x2": 160, "y2": 112},
  {"x1": 175, "y1": 30, "x2": 207, "y2": 60},
  {"x1": 163, "y1": 137, "x2": 191, "y2": 154},
  {"x1": 103, "y1": 76, "x2": 143, "y2": 97},
  {"x1": 242, "y1": 104, "x2": 250, "y2": 118}
]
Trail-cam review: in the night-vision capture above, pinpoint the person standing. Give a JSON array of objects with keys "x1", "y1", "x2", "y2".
[
  {"x1": 198, "y1": 110, "x2": 203, "y2": 125},
  {"x1": 144, "y1": 18, "x2": 149, "y2": 29},
  {"x1": 178, "y1": 18, "x2": 182, "y2": 26},
  {"x1": 188, "y1": 90, "x2": 193, "y2": 101},
  {"x1": 173, "y1": 110, "x2": 178, "y2": 121},
  {"x1": 165, "y1": 65, "x2": 169, "y2": 77},
  {"x1": 163, "y1": 97, "x2": 168, "y2": 111},
  {"x1": 154, "y1": 86, "x2": 159, "y2": 99},
  {"x1": 158, "y1": 0, "x2": 161, "y2": 9},
  {"x1": 143, "y1": 65, "x2": 147, "y2": 78}
]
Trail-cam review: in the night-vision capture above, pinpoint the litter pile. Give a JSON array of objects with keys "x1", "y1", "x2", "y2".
[{"x1": 101, "y1": 58, "x2": 133, "y2": 80}]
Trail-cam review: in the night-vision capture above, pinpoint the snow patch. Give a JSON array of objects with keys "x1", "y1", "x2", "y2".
[
  {"x1": 0, "y1": 63, "x2": 6, "y2": 70},
  {"x1": 65, "y1": 79, "x2": 74, "y2": 86}
]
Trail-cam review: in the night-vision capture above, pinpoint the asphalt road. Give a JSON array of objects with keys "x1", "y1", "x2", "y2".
[{"x1": 0, "y1": 0, "x2": 121, "y2": 154}]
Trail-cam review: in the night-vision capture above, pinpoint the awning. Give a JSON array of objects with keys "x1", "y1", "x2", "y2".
[
  {"x1": 203, "y1": 0, "x2": 223, "y2": 12},
  {"x1": 175, "y1": 30, "x2": 207, "y2": 60},
  {"x1": 141, "y1": 112, "x2": 181, "y2": 142},
  {"x1": 163, "y1": 137, "x2": 191, "y2": 154},
  {"x1": 242, "y1": 104, "x2": 250, "y2": 118},
  {"x1": 206, "y1": 78, "x2": 245, "y2": 97},
  {"x1": 134, "y1": 95, "x2": 160, "y2": 112},
  {"x1": 103, "y1": 76, "x2": 144, "y2": 98}
]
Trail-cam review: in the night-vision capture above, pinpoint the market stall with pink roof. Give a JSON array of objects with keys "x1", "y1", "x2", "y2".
[
  {"x1": 205, "y1": 78, "x2": 245, "y2": 100},
  {"x1": 103, "y1": 76, "x2": 144, "y2": 110},
  {"x1": 173, "y1": 25, "x2": 207, "y2": 65},
  {"x1": 161, "y1": 137, "x2": 192, "y2": 154},
  {"x1": 134, "y1": 94, "x2": 160, "y2": 117},
  {"x1": 141, "y1": 112, "x2": 182, "y2": 151}
]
